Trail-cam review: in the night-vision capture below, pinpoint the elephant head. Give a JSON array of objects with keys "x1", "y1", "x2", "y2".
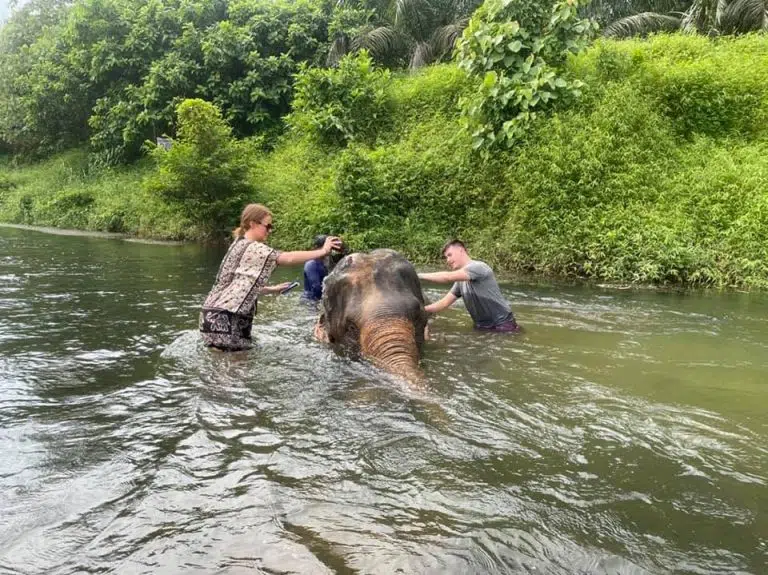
[{"x1": 315, "y1": 249, "x2": 428, "y2": 382}]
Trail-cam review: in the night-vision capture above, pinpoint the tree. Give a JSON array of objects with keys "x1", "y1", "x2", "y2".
[
  {"x1": 288, "y1": 50, "x2": 391, "y2": 146},
  {"x1": 0, "y1": 0, "x2": 76, "y2": 155},
  {"x1": 0, "y1": 0, "x2": 337, "y2": 160},
  {"x1": 327, "y1": 0, "x2": 483, "y2": 69},
  {"x1": 144, "y1": 98, "x2": 254, "y2": 237}
]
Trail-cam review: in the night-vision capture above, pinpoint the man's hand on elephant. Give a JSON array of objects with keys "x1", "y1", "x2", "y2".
[
  {"x1": 322, "y1": 236, "x2": 343, "y2": 255},
  {"x1": 425, "y1": 293, "x2": 458, "y2": 314}
]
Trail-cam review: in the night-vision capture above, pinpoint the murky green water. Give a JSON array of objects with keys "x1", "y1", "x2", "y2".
[{"x1": 1, "y1": 225, "x2": 766, "y2": 574}]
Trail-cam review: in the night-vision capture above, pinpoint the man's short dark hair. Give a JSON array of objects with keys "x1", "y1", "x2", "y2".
[
  {"x1": 312, "y1": 234, "x2": 328, "y2": 249},
  {"x1": 442, "y1": 239, "x2": 466, "y2": 256}
]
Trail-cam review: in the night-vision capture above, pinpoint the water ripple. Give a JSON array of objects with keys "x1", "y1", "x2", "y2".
[{"x1": 1, "y1": 228, "x2": 766, "y2": 574}]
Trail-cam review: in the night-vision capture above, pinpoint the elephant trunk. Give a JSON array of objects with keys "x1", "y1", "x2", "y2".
[{"x1": 359, "y1": 317, "x2": 423, "y2": 383}]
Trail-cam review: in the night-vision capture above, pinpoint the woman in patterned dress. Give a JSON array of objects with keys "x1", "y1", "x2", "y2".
[{"x1": 200, "y1": 204, "x2": 342, "y2": 351}]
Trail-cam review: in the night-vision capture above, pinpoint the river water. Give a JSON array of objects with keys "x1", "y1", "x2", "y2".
[{"x1": 0, "y1": 225, "x2": 766, "y2": 574}]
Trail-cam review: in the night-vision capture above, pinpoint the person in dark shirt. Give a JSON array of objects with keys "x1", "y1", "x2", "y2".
[
  {"x1": 302, "y1": 235, "x2": 350, "y2": 302},
  {"x1": 302, "y1": 235, "x2": 329, "y2": 302}
]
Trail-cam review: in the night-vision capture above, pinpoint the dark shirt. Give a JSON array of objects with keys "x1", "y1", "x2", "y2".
[{"x1": 302, "y1": 259, "x2": 327, "y2": 301}]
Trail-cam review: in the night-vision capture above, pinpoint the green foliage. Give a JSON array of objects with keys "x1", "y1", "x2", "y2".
[
  {"x1": 467, "y1": 35, "x2": 768, "y2": 287},
  {"x1": 0, "y1": 0, "x2": 336, "y2": 160},
  {"x1": 0, "y1": 148, "x2": 185, "y2": 237},
  {"x1": 456, "y1": 0, "x2": 598, "y2": 151},
  {"x1": 0, "y1": 0, "x2": 74, "y2": 155},
  {"x1": 388, "y1": 64, "x2": 473, "y2": 125},
  {"x1": 4, "y1": 35, "x2": 768, "y2": 289},
  {"x1": 253, "y1": 63, "x2": 471, "y2": 254},
  {"x1": 85, "y1": 0, "x2": 333, "y2": 159},
  {"x1": 0, "y1": 173, "x2": 16, "y2": 192},
  {"x1": 574, "y1": 35, "x2": 768, "y2": 138},
  {"x1": 332, "y1": 145, "x2": 404, "y2": 243},
  {"x1": 250, "y1": 138, "x2": 341, "y2": 248},
  {"x1": 262, "y1": 34, "x2": 768, "y2": 287},
  {"x1": 143, "y1": 99, "x2": 254, "y2": 237},
  {"x1": 288, "y1": 51, "x2": 391, "y2": 146}
]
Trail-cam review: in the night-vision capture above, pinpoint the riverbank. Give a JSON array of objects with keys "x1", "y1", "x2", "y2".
[{"x1": 2, "y1": 35, "x2": 768, "y2": 288}]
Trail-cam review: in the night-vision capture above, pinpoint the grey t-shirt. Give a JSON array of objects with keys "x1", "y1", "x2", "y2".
[{"x1": 450, "y1": 260, "x2": 513, "y2": 328}]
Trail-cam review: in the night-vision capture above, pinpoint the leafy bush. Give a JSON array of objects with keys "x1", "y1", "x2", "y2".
[
  {"x1": 143, "y1": 99, "x2": 254, "y2": 237},
  {"x1": 0, "y1": 0, "x2": 336, "y2": 160},
  {"x1": 0, "y1": 173, "x2": 16, "y2": 192},
  {"x1": 456, "y1": 0, "x2": 597, "y2": 151},
  {"x1": 250, "y1": 138, "x2": 341, "y2": 249},
  {"x1": 262, "y1": 34, "x2": 768, "y2": 287},
  {"x1": 288, "y1": 51, "x2": 391, "y2": 146},
  {"x1": 574, "y1": 36, "x2": 768, "y2": 139},
  {"x1": 5, "y1": 34, "x2": 768, "y2": 289},
  {"x1": 387, "y1": 64, "x2": 472, "y2": 132}
]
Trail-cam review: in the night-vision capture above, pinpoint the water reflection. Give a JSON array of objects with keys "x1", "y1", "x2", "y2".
[{"x1": 0, "y1": 226, "x2": 766, "y2": 574}]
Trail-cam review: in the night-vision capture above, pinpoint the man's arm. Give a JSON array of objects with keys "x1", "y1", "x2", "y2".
[
  {"x1": 418, "y1": 269, "x2": 471, "y2": 283},
  {"x1": 424, "y1": 292, "x2": 458, "y2": 314}
]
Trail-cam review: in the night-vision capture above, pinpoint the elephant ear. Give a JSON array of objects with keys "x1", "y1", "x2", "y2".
[{"x1": 321, "y1": 253, "x2": 365, "y2": 342}]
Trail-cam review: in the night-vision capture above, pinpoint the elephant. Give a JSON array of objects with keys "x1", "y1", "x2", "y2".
[{"x1": 314, "y1": 249, "x2": 429, "y2": 382}]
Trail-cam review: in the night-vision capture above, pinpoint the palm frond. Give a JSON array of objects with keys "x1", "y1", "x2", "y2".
[
  {"x1": 327, "y1": 35, "x2": 350, "y2": 67},
  {"x1": 431, "y1": 18, "x2": 469, "y2": 59},
  {"x1": 409, "y1": 41, "x2": 434, "y2": 68},
  {"x1": 583, "y1": 0, "x2": 689, "y2": 24},
  {"x1": 680, "y1": 4, "x2": 703, "y2": 32},
  {"x1": 394, "y1": 0, "x2": 437, "y2": 39},
  {"x1": 604, "y1": 11, "x2": 682, "y2": 36},
  {"x1": 352, "y1": 26, "x2": 406, "y2": 60},
  {"x1": 681, "y1": 0, "x2": 723, "y2": 33},
  {"x1": 720, "y1": 0, "x2": 768, "y2": 32},
  {"x1": 717, "y1": 0, "x2": 730, "y2": 22}
]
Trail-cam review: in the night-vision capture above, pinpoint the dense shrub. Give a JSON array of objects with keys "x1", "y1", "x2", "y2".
[
  {"x1": 251, "y1": 138, "x2": 341, "y2": 249},
  {"x1": 573, "y1": 35, "x2": 768, "y2": 139},
  {"x1": 387, "y1": 64, "x2": 472, "y2": 133},
  {"x1": 258, "y1": 64, "x2": 480, "y2": 258},
  {"x1": 262, "y1": 34, "x2": 768, "y2": 287},
  {"x1": 456, "y1": 0, "x2": 597, "y2": 151},
  {"x1": 0, "y1": 0, "x2": 336, "y2": 160},
  {"x1": 143, "y1": 99, "x2": 254, "y2": 237},
  {"x1": 288, "y1": 51, "x2": 391, "y2": 146}
]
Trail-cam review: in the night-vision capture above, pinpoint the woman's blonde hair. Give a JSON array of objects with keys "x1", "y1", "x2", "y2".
[{"x1": 232, "y1": 203, "x2": 272, "y2": 239}]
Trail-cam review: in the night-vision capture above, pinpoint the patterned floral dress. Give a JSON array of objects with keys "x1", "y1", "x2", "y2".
[{"x1": 199, "y1": 238, "x2": 279, "y2": 351}]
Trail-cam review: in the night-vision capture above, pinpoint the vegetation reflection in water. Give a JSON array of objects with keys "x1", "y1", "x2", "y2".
[{"x1": 0, "y1": 226, "x2": 766, "y2": 574}]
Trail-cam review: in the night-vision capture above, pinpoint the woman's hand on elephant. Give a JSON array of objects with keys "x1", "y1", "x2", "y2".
[{"x1": 322, "y1": 236, "x2": 343, "y2": 256}]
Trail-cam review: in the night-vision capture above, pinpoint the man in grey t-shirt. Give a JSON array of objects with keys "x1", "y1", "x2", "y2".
[{"x1": 417, "y1": 239, "x2": 519, "y2": 332}]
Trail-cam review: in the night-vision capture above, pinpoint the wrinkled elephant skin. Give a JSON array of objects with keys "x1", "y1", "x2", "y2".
[{"x1": 315, "y1": 249, "x2": 428, "y2": 382}]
